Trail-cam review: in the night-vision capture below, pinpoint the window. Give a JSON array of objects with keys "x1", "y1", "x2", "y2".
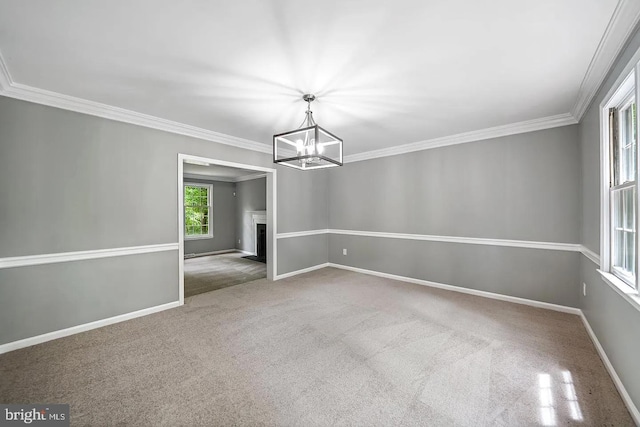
[
  {"x1": 184, "y1": 183, "x2": 212, "y2": 239},
  {"x1": 602, "y1": 71, "x2": 638, "y2": 291}
]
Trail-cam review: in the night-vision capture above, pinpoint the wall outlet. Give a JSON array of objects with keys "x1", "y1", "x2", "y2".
[
  {"x1": 238, "y1": 239, "x2": 241, "y2": 245},
  {"x1": 583, "y1": 282, "x2": 587, "y2": 296},
  {"x1": 343, "y1": 248, "x2": 347, "y2": 256}
]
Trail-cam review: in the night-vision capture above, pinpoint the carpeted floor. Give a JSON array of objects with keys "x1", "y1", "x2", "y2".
[
  {"x1": 184, "y1": 252, "x2": 266, "y2": 297},
  {"x1": 0, "y1": 268, "x2": 633, "y2": 426}
]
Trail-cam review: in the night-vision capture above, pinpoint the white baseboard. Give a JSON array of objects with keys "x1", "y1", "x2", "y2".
[
  {"x1": 274, "y1": 263, "x2": 330, "y2": 280},
  {"x1": 184, "y1": 249, "x2": 237, "y2": 258},
  {"x1": 580, "y1": 312, "x2": 640, "y2": 425},
  {"x1": 0, "y1": 301, "x2": 181, "y2": 355},
  {"x1": 238, "y1": 250, "x2": 255, "y2": 256},
  {"x1": 327, "y1": 263, "x2": 581, "y2": 315}
]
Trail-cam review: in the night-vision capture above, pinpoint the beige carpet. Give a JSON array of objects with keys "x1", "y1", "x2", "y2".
[
  {"x1": 184, "y1": 251, "x2": 266, "y2": 297},
  {"x1": 0, "y1": 268, "x2": 633, "y2": 426}
]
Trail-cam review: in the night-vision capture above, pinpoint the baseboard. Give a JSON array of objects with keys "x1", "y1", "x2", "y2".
[
  {"x1": 184, "y1": 249, "x2": 237, "y2": 258},
  {"x1": 274, "y1": 263, "x2": 330, "y2": 280},
  {"x1": 0, "y1": 301, "x2": 181, "y2": 355},
  {"x1": 238, "y1": 250, "x2": 255, "y2": 256},
  {"x1": 579, "y1": 312, "x2": 640, "y2": 425},
  {"x1": 327, "y1": 263, "x2": 581, "y2": 315}
]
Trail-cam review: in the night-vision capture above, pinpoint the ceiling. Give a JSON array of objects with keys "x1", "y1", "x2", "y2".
[
  {"x1": 0, "y1": 0, "x2": 636, "y2": 156},
  {"x1": 184, "y1": 162, "x2": 264, "y2": 180}
]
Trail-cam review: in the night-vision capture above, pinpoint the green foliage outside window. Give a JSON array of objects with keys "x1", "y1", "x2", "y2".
[{"x1": 185, "y1": 185, "x2": 210, "y2": 236}]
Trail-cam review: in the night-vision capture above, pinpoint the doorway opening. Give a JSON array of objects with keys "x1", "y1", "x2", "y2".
[{"x1": 178, "y1": 154, "x2": 276, "y2": 304}]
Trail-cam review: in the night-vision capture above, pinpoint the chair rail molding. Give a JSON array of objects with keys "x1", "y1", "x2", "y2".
[{"x1": 0, "y1": 243, "x2": 180, "y2": 269}]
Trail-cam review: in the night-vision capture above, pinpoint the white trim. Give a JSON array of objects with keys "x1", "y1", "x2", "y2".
[
  {"x1": 579, "y1": 312, "x2": 640, "y2": 425},
  {"x1": 0, "y1": 243, "x2": 179, "y2": 270},
  {"x1": 276, "y1": 229, "x2": 330, "y2": 239},
  {"x1": 4, "y1": 82, "x2": 272, "y2": 153},
  {"x1": 0, "y1": 50, "x2": 270, "y2": 155},
  {"x1": 0, "y1": 301, "x2": 180, "y2": 355},
  {"x1": 344, "y1": 113, "x2": 578, "y2": 163},
  {"x1": 238, "y1": 250, "x2": 255, "y2": 256},
  {"x1": 572, "y1": 0, "x2": 640, "y2": 120},
  {"x1": 268, "y1": 170, "x2": 277, "y2": 281},
  {"x1": 184, "y1": 249, "x2": 237, "y2": 258},
  {"x1": 183, "y1": 172, "x2": 267, "y2": 183},
  {"x1": 0, "y1": 52, "x2": 594, "y2": 166},
  {"x1": 599, "y1": 59, "x2": 640, "y2": 290},
  {"x1": 183, "y1": 173, "x2": 236, "y2": 183},
  {"x1": 178, "y1": 158, "x2": 185, "y2": 304},
  {"x1": 581, "y1": 246, "x2": 601, "y2": 265},
  {"x1": 276, "y1": 228, "x2": 582, "y2": 252},
  {"x1": 328, "y1": 229, "x2": 581, "y2": 252},
  {"x1": 274, "y1": 263, "x2": 330, "y2": 280},
  {"x1": 327, "y1": 263, "x2": 581, "y2": 314},
  {"x1": 597, "y1": 270, "x2": 640, "y2": 313},
  {"x1": 0, "y1": 2, "x2": 638, "y2": 165}
]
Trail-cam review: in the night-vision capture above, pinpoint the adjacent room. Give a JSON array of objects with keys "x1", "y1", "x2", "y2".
[
  {"x1": 181, "y1": 161, "x2": 267, "y2": 297},
  {"x1": 1, "y1": 1, "x2": 640, "y2": 426}
]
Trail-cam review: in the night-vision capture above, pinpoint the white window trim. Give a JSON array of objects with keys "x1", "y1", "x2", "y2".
[
  {"x1": 184, "y1": 182, "x2": 213, "y2": 240},
  {"x1": 600, "y1": 67, "x2": 640, "y2": 305}
]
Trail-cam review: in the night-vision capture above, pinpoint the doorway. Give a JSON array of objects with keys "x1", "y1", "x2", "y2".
[{"x1": 177, "y1": 154, "x2": 277, "y2": 304}]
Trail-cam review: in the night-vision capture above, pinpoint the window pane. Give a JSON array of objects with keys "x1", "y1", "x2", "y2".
[
  {"x1": 612, "y1": 186, "x2": 636, "y2": 285},
  {"x1": 624, "y1": 189, "x2": 636, "y2": 231},
  {"x1": 184, "y1": 185, "x2": 212, "y2": 236},
  {"x1": 619, "y1": 102, "x2": 637, "y2": 183}
]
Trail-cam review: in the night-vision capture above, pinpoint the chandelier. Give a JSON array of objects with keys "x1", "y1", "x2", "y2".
[{"x1": 273, "y1": 94, "x2": 343, "y2": 170}]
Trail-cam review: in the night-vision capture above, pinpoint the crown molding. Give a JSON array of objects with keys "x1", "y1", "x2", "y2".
[
  {"x1": 0, "y1": 52, "x2": 271, "y2": 155},
  {"x1": 2, "y1": 82, "x2": 272, "y2": 154},
  {"x1": 183, "y1": 173, "x2": 236, "y2": 183},
  {"x1": 571, "y1": 0, "x2": 640, "y2": 121},
  {"x1": 183, "y1": 172, "x2": 266, "y2": 183},
  {"x1": 344, "y1": 113, "x2": 578, "y2": 163},
  {"x1": 235, "y1": 172, "x2": 267, "y2": 182},
  {"x1": 2, "y1": 0, "x2": 638, "y2": 168}
]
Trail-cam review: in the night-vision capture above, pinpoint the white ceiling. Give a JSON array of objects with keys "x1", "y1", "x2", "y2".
[{"x1": 0, "y1": 0, "x2": 632, "y2": 155}]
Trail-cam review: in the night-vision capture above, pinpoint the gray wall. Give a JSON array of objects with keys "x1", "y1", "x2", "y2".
[
  {"x1": 578, "y1": 23, "x2": 640, "y2": 411},
  {"x1": 0, "y1": 252, "x2": 178, "y2": 344},
  {"x1": 278, "y1": 234, "x2": 328, "y2": 275},
  {"x1": 276, "y1": 165, "x2": 330, "y2": 273},
  {"x1": 328, "y1": 125, "x2": 582, "y2": 306},
  {"x1": 183, "y1": 178, "x2": 237, "y2": 255},
  {"x1": 0, "y1": 96, "x2": 327, "y2": 345},
  {"x1": 236, "y1": 177, "x2": 266, "y2": 254}
]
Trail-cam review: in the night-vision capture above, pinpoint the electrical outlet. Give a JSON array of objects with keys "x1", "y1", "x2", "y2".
[
  {"x1": 583, "y1": 282, "x2": 587, "y2": 296},
  {"x1": 343, "y1": 248, "x2": 347, "y2": 256},
  {"x1": 238, "y1": 239, "x2": 241, "y2": 245}
]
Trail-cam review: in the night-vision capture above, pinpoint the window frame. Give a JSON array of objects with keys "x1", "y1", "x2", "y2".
[
  {"x1": 183, "y1": 182, "x2": 213, "y2": 240},
  {"x1": 601, "y1": 69, "x2": 640, "y2": 296}
]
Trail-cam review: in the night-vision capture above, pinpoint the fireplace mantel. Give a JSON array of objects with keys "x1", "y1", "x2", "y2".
[{"x1": 249, "y1": 211, "x2": 266, "y2": 255}]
